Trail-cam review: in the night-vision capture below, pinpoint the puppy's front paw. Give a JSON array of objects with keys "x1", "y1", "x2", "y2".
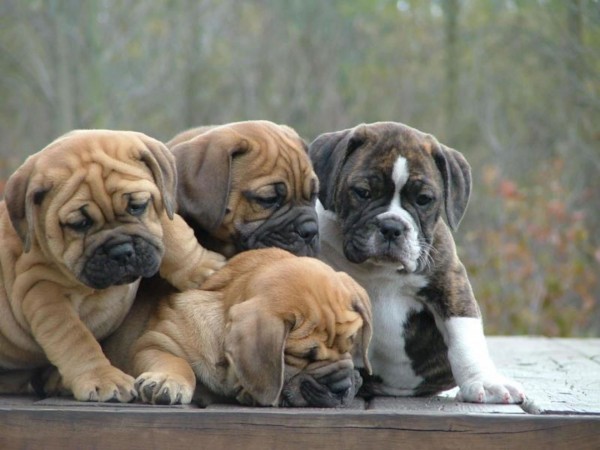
[
  {"x1": 171, "y1": 251, "x2": 226, "y2": 291},
  {"x1": 70, "y1": 366, "x2": 137, "y2": 403},
  {"x1": 457, "y1": 375, "x2": 526, "y2": 404},
  {"x1": 195, "y1": 250, "x2": 227, "y2": 281},
  {"x1": 135, "y1": 372, "x2": 194, "y2": 405}
]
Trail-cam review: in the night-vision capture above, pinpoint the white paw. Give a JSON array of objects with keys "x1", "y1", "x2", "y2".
[{"x1": 456, "y1": 375, "x2": 526, "y2": 404}]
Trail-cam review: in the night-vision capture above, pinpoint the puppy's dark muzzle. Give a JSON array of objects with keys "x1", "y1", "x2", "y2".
[
  {"x1": 377, "y1": 218, "x2": 407, "y2": 243},
  {"x1": 241, "y1": 206, "x2": 320, "y2": 257},
  {"x1": 80, "y1": 236, "x2": 163, "y2": 289},
  {"x1": 298, "y1": 369, "x2": 361, "y2": 407},
  {"x1": 106, "y1": 242, "x2": 135, "y2": 263},
  {"x1": 294, "y1": 217, "x2": 319, "y2": 248},
  {"x1": 280, "y1": 359, "x2": 362, "y2": 407}
]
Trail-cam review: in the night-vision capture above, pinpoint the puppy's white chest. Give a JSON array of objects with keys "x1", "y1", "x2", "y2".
[
  {"x1": 318, "y1": 206, "x2": 431, "y2": 393},
  {"x1": 350, "y1": 268, "x2": 429, "y2": 393}
]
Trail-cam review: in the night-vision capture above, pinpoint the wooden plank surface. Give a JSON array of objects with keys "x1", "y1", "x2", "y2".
[
  {"x1": 1, "y1": 405, "x2": 598, "y2": 450},
  {"x1": 486, "y1": 336, "x2": 600, "y2": 415},
  {"x1": 0, "y1": 337, "x2": 599, "y2": 450}
]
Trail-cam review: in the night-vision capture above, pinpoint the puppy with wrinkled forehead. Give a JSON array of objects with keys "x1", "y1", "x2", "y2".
[
  {"x1": 98, "y1": 121, "x2": 350, "y2": 404},
  {"x1": 168, "y1": 120, "x2": 320, "y2": 257},
  {"x1": 0, "y1": 130, "x2": 224, "y2": 402},
  {"x1": 309, "y1": 122, "x2": 525, "y2": 404},
  {"x1": 105, "y1": 248, "x2": 372, "y2": 407}
]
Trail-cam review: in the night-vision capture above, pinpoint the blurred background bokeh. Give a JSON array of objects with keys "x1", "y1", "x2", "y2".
[{"x1": 1, "y1": 0, "x2": 598, "y2": 336}]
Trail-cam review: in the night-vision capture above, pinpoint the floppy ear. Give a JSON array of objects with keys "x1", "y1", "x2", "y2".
[
  {"x1": 171, "y1": 131, "x2": 249, "y2": 232},
  {"x1": 166, "y1": 125, "x2": 214, "y2": 149},
  {"x1": 431, "y1": 141, "x2": 472, "y2": 231},
  {"x1": 137, "y1": 136, "x2": 177, "y2": 220},
  {"x1": 338, "y1": 272, "x2": 373, "y2": 375},
  {"x1": 4, "y1": 156, "x2": 49, "y2": 253},
  {"x1": 308, "y1": 124, "x2": 372, "y2": 211},
  {"x1": 224, "y1": 297, "x2": 291, "y2": 406}
]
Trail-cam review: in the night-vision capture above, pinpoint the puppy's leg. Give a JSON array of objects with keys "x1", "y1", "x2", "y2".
[
  {"x1": 158, "y1": 213, "x2": 226, "y2": 290},
  {"x1": 133, "y1": 335, "x2": 196, "y2": 405},
  {"x1": 22, "y1": 282, "x2": 136, "y2": 402},
  {"x1": 443, "y1": 317, "x2": 526, "y2": 404}
]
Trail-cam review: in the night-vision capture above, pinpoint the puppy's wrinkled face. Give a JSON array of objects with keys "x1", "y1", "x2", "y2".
[
  {"x1": 279, "y1": 311, "x2": 365, "y2": 408},
  {"x1": 218, "y1": 249, "x2": 371, "y2": 408},
  {"x1": 257, "y1": 257, "x2": 371, "y2": 407},
  {"x1": 332, "y1": 126, "x2": 445, "y2": 273},
  {"x1": 226, "y1": 170, "x2": 319, "y2": 257},
  {"x1": 25, "y1": 132, "x2": 169, "y2": 289},
  {"x1": 216, "y1": 125, "x2": 320, "y2": 257},
  {"x1": 174, "y1": 121, "x2": 320, "y2": 258},
  {"x1": 282, "y1": 297, "x2": 362, "y2": 375}
]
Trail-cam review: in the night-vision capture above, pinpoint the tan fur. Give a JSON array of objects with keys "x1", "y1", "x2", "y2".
[
  {"x1": 165, "y1": 125, "x2": 215, "y2": 148},
  {"x1": 169, "y1": 120, "x2": 319, "y2": 257},
  {"x1": 105, "y1": 248, "x2": 372, "y2": 406},
  {"x1": 0, "y1": 130, "x2": 224, "y2": 402}
]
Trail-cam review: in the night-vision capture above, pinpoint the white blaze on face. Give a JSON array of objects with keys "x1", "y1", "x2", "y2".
[
  {"x1": 374, "y1": 156, "x2": 421, "y2": 272},
  {"x1": 392, "y1": 156, "x2": 410, "y2": 190}
]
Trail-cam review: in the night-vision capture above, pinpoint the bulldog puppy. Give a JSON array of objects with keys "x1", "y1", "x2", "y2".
[
  {"x1": 309, "y1": 122, "x2": 526, "y2": 404},
  {"x1": 167, "y1": 120, "x2": 320, "y2": 257},
  {"x1": 0, "y1": 130, "x2": 224, "y2": 402},
  {"x1": 108, "y1": 248, "x2": 372, "y2": 407}
]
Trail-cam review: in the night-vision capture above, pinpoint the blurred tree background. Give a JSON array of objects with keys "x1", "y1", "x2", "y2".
[{"x1": 1, "y1": 0, "x2": 598, "y2": 336}]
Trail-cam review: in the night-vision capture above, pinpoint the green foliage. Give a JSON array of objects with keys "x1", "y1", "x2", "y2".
[
  {"x1": 463, "y1": 160, "x2": 599, "y2": 337},
  {"x1": 0, "y1": 0, "x2": 598, "y2": 335}
]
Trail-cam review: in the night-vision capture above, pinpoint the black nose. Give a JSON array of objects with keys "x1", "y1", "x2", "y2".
[
  {"x1": 296, "y1": 221, "x2": 318, "y2": 244},
  {"x1": 107, "y1": 242, "x2": 135, "y2": 262},
  {"x1": 378, "y1": 219, "x2": 406, "y2": 242}
]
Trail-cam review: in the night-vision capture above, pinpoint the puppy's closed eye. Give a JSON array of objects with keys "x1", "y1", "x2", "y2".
[
  {"x1": 63, "y1": 208, "x2": 94, "y2": 233},
  {"x1": 66, "y1": 216, "x2": 94, "y2": 233},
  {"x1": 304, "y1": 346, "x2": 319, "y2": 361},
  {"x1": 126, "y1": 200, "x2": 149, "y2": 217}
]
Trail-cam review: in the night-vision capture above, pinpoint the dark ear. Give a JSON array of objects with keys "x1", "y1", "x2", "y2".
[
  {"x1": 308, "y1": 124, "x2": 372, "y2": 211},
  {"x1": 171, "y1": 131, "x2": 249, "y2": 232},
  {"x1": 4, "y1": 157, "x2": 50, "y2": 253},
  {"x1": 431, "y1": 141, "x2": 471, "y2": 230},
  {"x1": 224, "y1": 298, "x2": 291, "y2": 406},
  {"x1": 138, "y1": 135, "x2": 177, "y2": 220}
]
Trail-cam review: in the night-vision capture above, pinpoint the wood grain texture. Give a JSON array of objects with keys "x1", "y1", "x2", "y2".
[
  {"x1": 0, "y1": 337, "x2": 599, "y2": 450},
  {"x1": 487, "y1": 336, "x2": 600, "y2": 415},
  {"x1": 1, "y1": 407, "x2": 598, "y2": 450}
]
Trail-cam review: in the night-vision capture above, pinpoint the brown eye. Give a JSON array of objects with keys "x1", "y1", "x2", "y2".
[
  {"x1": 352, "y1": 187, "x2": 371, "y2": 200},
  {"x1": 416, "y1": 193, "x2": 433, "y2": 206}
]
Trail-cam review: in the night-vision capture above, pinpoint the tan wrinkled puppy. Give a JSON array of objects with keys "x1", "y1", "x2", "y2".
[
  {"x1": 109, "y1": 248, "x2": 372, "y2": 407},
  {"x1": 0, "y1": 130, "x2": 224, "y2": 402},
  {"x1": 167, "y1": 121, "x2": 320, "y2": 258}
]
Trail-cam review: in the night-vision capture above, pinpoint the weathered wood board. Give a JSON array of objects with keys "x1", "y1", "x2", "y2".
[{"x1": 0, "y1": 337, "x2": 599, "y2": 450}]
